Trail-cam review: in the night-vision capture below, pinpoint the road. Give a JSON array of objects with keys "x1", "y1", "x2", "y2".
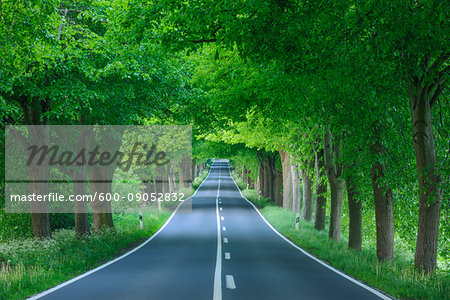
[{"x1": 31, "y1": 161, "x2": 390, "y2": 300}]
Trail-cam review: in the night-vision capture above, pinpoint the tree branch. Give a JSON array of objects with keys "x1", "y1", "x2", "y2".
[
  {"x1": 190, "y1": 38, "x2": 217, "y2": 44},
  {"x1": 430, "y1": 83, "x2": 443, "y2": 109}
]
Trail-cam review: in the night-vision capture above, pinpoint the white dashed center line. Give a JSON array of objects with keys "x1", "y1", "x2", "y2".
[
  {"x1": 213, "y1": 167, "x2": 222, "y2": 300},
  {"x1": 225, "y1": 275, "x2": 236, "y2": 289}
]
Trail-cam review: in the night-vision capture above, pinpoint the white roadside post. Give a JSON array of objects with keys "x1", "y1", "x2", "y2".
[
  {"x1": 295, "y1": 213, "x2": 300, "y2": 231},
  {"x1": 139, "y1": 208, "x2": 143, "y2": 230}
]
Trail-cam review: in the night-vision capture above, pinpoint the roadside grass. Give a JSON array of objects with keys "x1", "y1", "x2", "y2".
[
  {"x1": 192, "y1": 168, "x2": 210, "y2": 189},
  {"x1": 231, "y1": 172, "x2": 274, "y2": 208},
  {"x1": 231, "y1": 173, "x2": 247, "y2": 190},
  {"x1": 241, "y1": 189, "x2": 274, "y2": 209},
  {"x1": 0, "y1": 171, "x2": 209, "y2": 300}
]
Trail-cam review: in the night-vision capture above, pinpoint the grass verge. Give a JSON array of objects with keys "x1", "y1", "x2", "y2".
[{"x1": 193, "y1": 168, "x2": 210, "y2": 189}]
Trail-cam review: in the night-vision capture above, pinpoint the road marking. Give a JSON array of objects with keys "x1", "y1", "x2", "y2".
[
  {"x1": 29, "y1": 166, "x2": 215, "y2": 300},
  {"x1": 223, "y1": 237, "x2": 228, "y2": 243},
  {"x1": 221, "y1": 216, "x2": 224, "y2": 221},
  {"x1": 225, "y1": 252, "x2": 231, "y2": 260},
  {"x1": 225, "y1": 275, "x2": 236, "y2": 289},
  {"x1": 213, "y1": 167, "x2": 222, "y2": 300},
  {"x1": 228, "y1": 165, "x2": 392, "y2": 300},
  {"x1": 222, "y1": 226, "x2": 226, "y2": 231}
]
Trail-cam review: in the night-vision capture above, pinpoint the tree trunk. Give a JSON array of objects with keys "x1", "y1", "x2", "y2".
[
  {"x1": 168, "y1": 161, "x2": 177, "y2": 192},
  {"x1": 300, "y1": 160, "x2": 314, "y2": 221},
  {"x1": 328, "y1": 178, "x2": 344, "y2": 241},
  {"x1": 28, "y1": 182, "x2": 52, "y2": 239},
  {"x1": 266, "y1": 154, "x2": 277, "y2": 201},
  {"x1": 89, "y1": 166, "x2": 115, "y2": 232},
  {"x1": 29, "y1": 157, "x2": 52, "y2": 238},
  {"x1": 314, "y1": 148, "x2": 327, "y2": 231},
  {"x1": 155, "y1": 165, "x2": 165, "y2": 195},
  {"x1": 257, "y1": 152, "x2": 277, "y2": 201},
  {"x1": 27, "y1": 126, "x2": 51, "y2": 238},
  {"x1": 74, "y1": 179, "x2": 90, "y2": 237},
  {"x1": 30, "y1": 212, "x2": 51, "y2": 238},
  {"x1": 178, "y1": 157, "x2": 191, "y2": 188},
  {"x1": 275, "y1": 168, "x2": 283, "y2": 206},
  {"x1": 163, "y1": 171, "x2": 169, "y2": 194},
  {"x1": 279, "y1": 150, "x2": 293, "y2": 210},
  {"x1": 262, "y1": 157, "x2": 268, "y2": 200},
  {"x1": 323, "y1": 126, "x2": 344, "y2": 241},
  {"x1": 18, "y1": 109, "x2": 52, "y2": 238},
  {"x1": 246, "y1": 168, "x2": 253, "y2": 188},
  {"x1": 370, "y1": 135, "x2": 394, "y2": 261},
  {"x1": 256, "y1": 154, "x2": 264, "y2": 194},
  {"x1": 291, "y1": 161, "x2": 301, "y2": 214},
  {"x1": 346, "y1": 173, "x2": 362, "y2": 251},
  {"x1": 409, "y1": 81, "x2": 443, "y2": 273},
  {"x1": 73, "y1": 126, "x2": 91, "y2": 237}
]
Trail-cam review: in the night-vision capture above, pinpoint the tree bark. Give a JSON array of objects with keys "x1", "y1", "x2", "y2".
[
  {"x1": 28, "y1": 160, "x2": 52, "y2": 238},
  {"x1": 323, "y1": 126, "x2": 344, "y2": 241},
  {"x1": 263, "y1": 157, "x2": 271, "y2": 198},
  {"x1": 26, "y1": 126, "x2": 52, "y2": 238},
  {"x1": 275, "y1": 168, "x2": 283, "y2": 206},
  {"x1": 300, "y1": 159, "x2": 314, "y2": 221},
  {"x1": 409, "y1": 80, "x2": 443, "y2": 273},
  {"x1": 178, "y1": 157, "x2": 192, "y2": 188},
  {"x1": 246, "y1": 168, "x2": 253, "y2": 188},
  {"x1": 346, "y1": 172, "x2": 362, "y2": 251},
  {"x1": 266, "y1": 154, "x2": 277, "y2": 201},
  {"x1": 256, "y1": 154, "x2": 264, "y2": 194},
  {"x1": 314, "y1": 148, "x2": 327, "y2": 231},
  {"x1": 291, "y1": 161, "x2": 301, "y2": 214},
  {"x1": 257, "y1": 152, "x2": 277, "y2": 202},
  {"x1": 191, "y1": 159, "x2": 197, "y2": 180},
  {"x1": 89, "y1": 166, "x2": 115, "y2": 232},
  {"x1": 87, "y1": 128, "x2": 122, "y2": 232},
  {"x1": 370, "y1": 134, "x2": 394, "y2": 261},
  {"x1": 279, "y1": 150, "x2": 293, "y2": 210},
  {"x1": 73, "y1": 126, "x2": 91, "y2": 237},
  {"x1": 74, "y1": 179, "x2": 90, "y2": 237},
  {"x1": 168, "y1": 161, "x2": 177, "y2": 192},
  {"x1": 16, "y1": 98, "x2": 52, "y2": 239}
]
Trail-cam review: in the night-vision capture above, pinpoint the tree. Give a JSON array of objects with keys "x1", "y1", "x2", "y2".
[{"x1": 323, "y1": 126, "x2": 345, "y2": 241}]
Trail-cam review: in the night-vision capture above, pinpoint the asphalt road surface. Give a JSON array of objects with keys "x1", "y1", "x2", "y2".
[{"x1": 31, "y1": 160, "x2": 391, "y2": 300}]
